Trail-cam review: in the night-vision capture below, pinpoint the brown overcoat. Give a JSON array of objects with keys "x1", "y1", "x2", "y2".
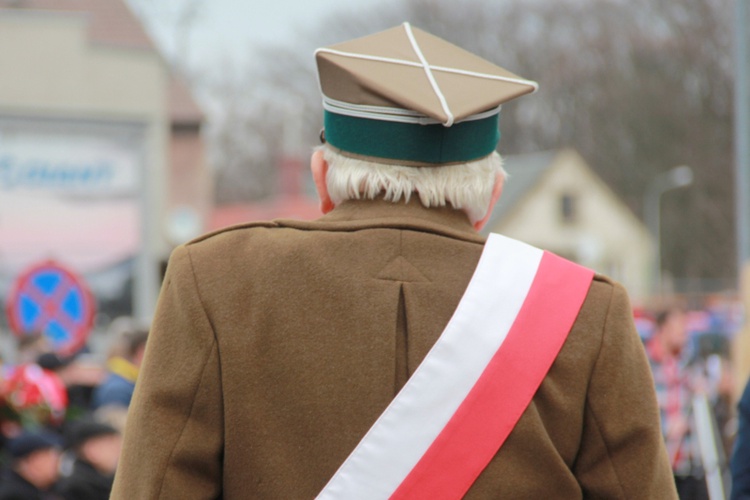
[{"x1": 111, "y1": 198, "x2": 677, "y2": 499}]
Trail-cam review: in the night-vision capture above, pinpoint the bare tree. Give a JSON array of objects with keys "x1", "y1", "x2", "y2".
[
  {"x1": 126, "y1": 0, "x2": 203, "y2": 73},
  {"x1": 207, "y1": 0, "x2": 735, "y2": 290}
]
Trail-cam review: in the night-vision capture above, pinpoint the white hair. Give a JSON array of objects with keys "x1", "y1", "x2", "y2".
[{"x1": 320, "y1": 146, "x2": 506, "y2": 223}]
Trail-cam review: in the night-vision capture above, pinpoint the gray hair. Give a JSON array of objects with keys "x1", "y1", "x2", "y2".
[{"x1": 320, "y1": 146, "x2": 506, "y2": 223}]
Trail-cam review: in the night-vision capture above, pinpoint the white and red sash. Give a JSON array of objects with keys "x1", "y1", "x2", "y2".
[{"x1": 317, "y1": 233, "x2": 594, "y2": 500}]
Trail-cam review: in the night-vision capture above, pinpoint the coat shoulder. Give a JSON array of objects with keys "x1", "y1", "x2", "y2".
[
  {"x1": 188, "y1": 221, "x2": 280, "y2": 246},
  {"x1": 179, "y1": 220, "x2": 293, "y2": 260}
]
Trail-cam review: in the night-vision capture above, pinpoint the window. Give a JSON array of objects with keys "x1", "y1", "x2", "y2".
[{"x1": 560, "y1": 193, "x2": 577, "y2": 224}]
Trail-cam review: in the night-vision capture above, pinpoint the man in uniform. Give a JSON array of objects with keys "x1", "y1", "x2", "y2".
[{"x1": 112, "y1": 24, "x2": 677, "y2": 498}]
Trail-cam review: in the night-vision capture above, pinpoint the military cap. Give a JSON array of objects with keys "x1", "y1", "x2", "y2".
[{"x1": 315, "y1": 22, "x2": 537, "y2": 166}]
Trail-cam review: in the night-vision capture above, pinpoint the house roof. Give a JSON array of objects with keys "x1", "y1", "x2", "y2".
[
  {"x1": 487, "y1": 151, "x2": 557, "y2": 227},
  {"x1": 169, "y1": 74, "x2": 204, "y2": 125},
  {"x1": 0, "y1": 0, "x2": 203, "y2": 124}
]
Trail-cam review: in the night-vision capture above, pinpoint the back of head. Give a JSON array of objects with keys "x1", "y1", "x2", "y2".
[
  {"x1": 319, "y1": 146, "x2": 504, "y2": 223},
  {"x1": 16, "y1": 331, "x2": 49, "y2": 364},
  {"x1": 655, "y1": 306, "x2": 687, "y2": 331},
  {"x1": 123, "y1": 329, "x2": 148, "y2": 362},
  {"x1": 106, "y1": 317, "x2": 149, "y2": 363},
  {"x1": 654, "y1": 306, "x2": 689, "y2": 355},
  {"x1": 65, "y1": 419, "x2": 121, "y2": 474},
  {"x1": 314, "y1": 23, "x2": 537, "y2": 222}
]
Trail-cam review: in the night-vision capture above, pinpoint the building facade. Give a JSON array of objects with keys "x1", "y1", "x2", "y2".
[
  {"x1": 485, "y1": 149, "x2": 653, "y2": 302},
  {"x1": 0, "y1": 0, "x2": 209, "y2": 328}
]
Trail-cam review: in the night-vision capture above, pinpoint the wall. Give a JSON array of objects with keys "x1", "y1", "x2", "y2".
[
  {"x1": 493, "y1": 150, "x2": 652, "y2": 301},
  {"x1": 0, "y1": 9, "x2": 169, "y2": 320}
]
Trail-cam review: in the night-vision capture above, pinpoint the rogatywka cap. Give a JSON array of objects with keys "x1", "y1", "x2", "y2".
[{"x1": 315, "y1": 22, "x2": 537, "y2": 166}]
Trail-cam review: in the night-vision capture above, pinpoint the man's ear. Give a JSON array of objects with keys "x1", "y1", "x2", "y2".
[
  {"x1": 473, "y1": 174, "x2": 504, "y2": 231},
  {"x1": 311, "y1": 149, "x2": 335, "y2": 214}
]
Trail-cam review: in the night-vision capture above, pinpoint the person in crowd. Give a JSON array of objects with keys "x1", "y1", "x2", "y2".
[
  {"x1": 57, "y1": 420, "x2": 121, "y2": 500},
  {"x1": 731, "y1": 376, "x2": 750, "y2": 499},
  {"x1": 646, "y1": 306, "x2": 710, "y2": 499},
  {"x1": 0, "y1": 430, "x2": 62, "y2": 500},
  {"x1": 1, "y1": 360, "x2": 68, "y2": 429},
  {"x1": 36, "y1": 351, "x2": 104, "y2": 421},
  {"x1": 91, "y1": 406, "x2": 128, "y2": 435},
  {"x1": 14, "y1": 332, "x2": 51, "y2": 366},
  {"x1": 112, "y1": 23, "x2": 676, "y2": 498},
  {"x1": 0, "y1": 349, "x2": 13, "y2": 465},
  {"x1": 91, "y1": 326, "x2": 148, "y2": 410},
  {"x1": 7, "y1": 331, "x2": 105, "y2": 424}
]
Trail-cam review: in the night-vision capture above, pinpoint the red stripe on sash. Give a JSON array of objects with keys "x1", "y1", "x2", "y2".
[{"x1": 390, "y1": 252, "x2": 594, "y2": 500}]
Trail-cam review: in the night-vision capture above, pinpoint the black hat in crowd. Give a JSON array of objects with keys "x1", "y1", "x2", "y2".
[
  {"x1": 36, "y1": 352, "x2": 73, "y2": 371},
  {"x1": 66, "y1": 420, "x2": 119, "y2": 450},
  {"x1": 6, "y1": 431, "x2": 61, "y2": 460}
]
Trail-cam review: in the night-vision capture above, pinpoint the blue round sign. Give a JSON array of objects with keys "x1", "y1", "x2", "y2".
[{"x1": 6, "y1": 261, "x2": 95, "y2": 356}]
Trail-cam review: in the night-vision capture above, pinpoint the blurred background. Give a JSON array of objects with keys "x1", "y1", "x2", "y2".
[{"x1": 0, "y1": 0, "x2": 747, "y2": 496}]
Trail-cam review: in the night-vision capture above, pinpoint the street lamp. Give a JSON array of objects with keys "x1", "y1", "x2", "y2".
[{"x1": 644, "y1": 165, "x2": 693, "y2": 296}]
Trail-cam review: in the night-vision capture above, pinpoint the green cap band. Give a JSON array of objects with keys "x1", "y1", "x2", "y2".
[{"x1": 324, "y1": 111, "x2": 500, "y2": 165}]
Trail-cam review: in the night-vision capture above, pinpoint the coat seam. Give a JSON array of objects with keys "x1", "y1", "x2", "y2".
[
  {"x1": 584, "y1": 282, "x2": 614, "y2": 396},
  {"x1": 585, "y1": 399, "x2": 628, "y2": 498},
  {"x1": 154, "y1": 341, "x2": 218, "y2": 499},
  {"x1": 184, "y1": 245, "x2": 221, "y2": 345},
  {"x1": 582, "y1": 283, "x2": 628, "y2": 498},
  {"x1": 153, "y1": 246, "x2": 220, "y2": 499}
]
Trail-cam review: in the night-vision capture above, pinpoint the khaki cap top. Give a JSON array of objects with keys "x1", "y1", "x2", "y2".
[{"x1": 315, "y1": 22, "x2": 538, "y2": 127}]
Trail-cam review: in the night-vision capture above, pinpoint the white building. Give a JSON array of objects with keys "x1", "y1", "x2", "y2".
[
  {"x1": 485, "y1": 149, "x2": 653, "y2": 302},
  {"x1": 0, "y1": 0, "x2": 210, "y2": 325}
]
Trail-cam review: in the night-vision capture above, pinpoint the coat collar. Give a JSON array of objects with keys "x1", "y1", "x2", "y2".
[{"x1": 275, "y1": 198, "x2": 486, "y2": 244}]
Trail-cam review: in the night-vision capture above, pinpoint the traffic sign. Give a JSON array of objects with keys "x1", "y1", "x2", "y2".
[{"x1": 5, "y1": 261, "x2": 95, "y2": 356}]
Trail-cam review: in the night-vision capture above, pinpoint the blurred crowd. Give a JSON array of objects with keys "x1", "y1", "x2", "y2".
[
  {"x1": 0, "y1": 300, "x2": 745, "y2": 498},
  {"x1": 637, "y1": 301, "x2": 740, "y2": 499},
  {"x1": 0, "y1": 319, "x2": 147, "y2": 500}
]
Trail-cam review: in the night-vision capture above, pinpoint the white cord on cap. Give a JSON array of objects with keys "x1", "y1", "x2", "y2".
[
  {"x1": 322, "y1": 95, "x2": 501, "y2": 125},
  {"x1": 314, "y1": 23, "x2": 538, "y2": 126},
  {"x1": 402, "y1": 22, "x2": 455, "y2": 127}
]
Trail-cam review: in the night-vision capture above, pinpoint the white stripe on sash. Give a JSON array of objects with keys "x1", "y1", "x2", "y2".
[{"x1": 316, "y1": 233, "x2": 543, "y2": 500}]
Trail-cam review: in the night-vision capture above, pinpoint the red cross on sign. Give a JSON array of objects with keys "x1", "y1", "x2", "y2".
[{"x1": 5, "y1": 261, "x2": 95, "y2": 356}]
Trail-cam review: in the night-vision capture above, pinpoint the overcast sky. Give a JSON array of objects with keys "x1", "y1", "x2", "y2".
[{"x1": 130, "y1": 0, "x2": 403, "y2": 70}]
